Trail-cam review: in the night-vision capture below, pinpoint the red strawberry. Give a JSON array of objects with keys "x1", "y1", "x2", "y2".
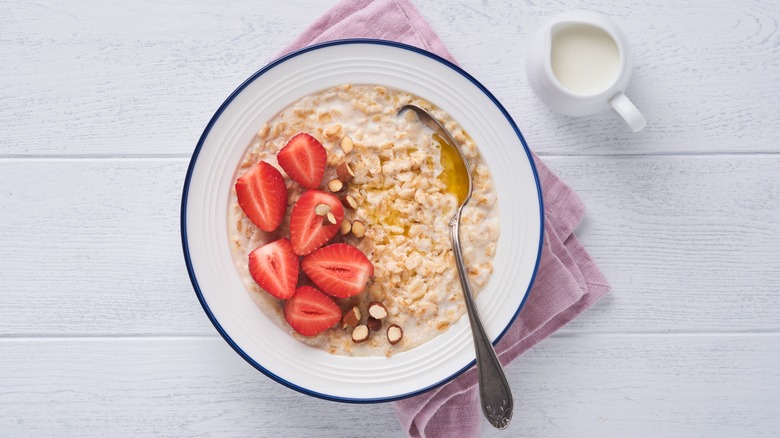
[
  {"x1": 248, "y1": 238, "x2": 298, "y2": 300},
  {"x1": 301, "y1": 243, "x2": 374, "y2": 298},
  {"x1": 277, "y1": 133, "x2": 327, "y2": 189},
  {"x1": 235, "y1": 161, "x2": 287, "y2": 232},
  {"x1": 289, "y1": 190, "x2": 344, "y2": 256},
  {"x1": 284, "y1": 286, "x2": 342, "y2": 336}
]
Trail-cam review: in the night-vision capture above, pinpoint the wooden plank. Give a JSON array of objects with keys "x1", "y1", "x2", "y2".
[
  {"x1": 0, "y1": 159, "x2": 212, "y2": 335},
  {"x1": 545, "y1": 155, "x2": 780, "y2": 333},
  {"x1": 1, "y1": 1, "x2": 778, "y2": 156},
  {"x1": 429, "y1": 0, "x2": 780, "y2": 156},
  {"x1": 0, "y1": 335, "x2": 776, "y2": 437},
  {"x1": 504, "y1": 334, "x2": 780, "y2": 438},
  {"x1": 0, "y1": 155, "x2": 778, "y2": 335},
  {"x1": 0, "y1": 0, "x2": 331, "y2": 157},
  {"x1": 2, "y1": 2, "x2": 778, "y2": 438}
]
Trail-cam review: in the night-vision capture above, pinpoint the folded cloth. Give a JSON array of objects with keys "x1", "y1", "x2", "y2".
[{"x1": 278, "y1": 0, "x2": 610, "y2": 436}]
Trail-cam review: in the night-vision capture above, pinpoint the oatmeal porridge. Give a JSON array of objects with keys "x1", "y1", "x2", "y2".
[{"x1": 229, "y1": 84, "x2": 500, "y2": 356}]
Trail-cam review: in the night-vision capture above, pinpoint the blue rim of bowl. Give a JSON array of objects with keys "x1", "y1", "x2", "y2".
[{"x1": 181, "y1": 39, "x2": 544, "y2": 404}]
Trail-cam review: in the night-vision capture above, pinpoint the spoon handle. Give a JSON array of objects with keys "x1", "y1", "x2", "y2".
[{"x1": 449, "y1": 214, "x2": 514, "y2": 429}]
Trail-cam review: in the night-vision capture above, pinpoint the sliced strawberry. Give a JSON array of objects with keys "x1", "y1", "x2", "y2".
[
  {"x1": 289, "y1": 190, "x2": 344, "y2": 256},
  {"x1": 284, "y1": 286, "x2": 342, "y2": 336},
  {"x1": 248, "y1": 238, "x2": 298, "y2": 300},
  {"x1": 277, "y1": 133, "x2": 327, "y2": 189},
  {"x1": 235, "y1": 161, "x2": 287, "y2": 232},
  {"x1": 301, "y1": 243, "x2": 374, "y2": 298}
]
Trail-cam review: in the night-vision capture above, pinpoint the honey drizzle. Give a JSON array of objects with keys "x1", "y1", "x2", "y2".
[{"x1": 434, "y1": 133, "x2": 470, "y2": 205}]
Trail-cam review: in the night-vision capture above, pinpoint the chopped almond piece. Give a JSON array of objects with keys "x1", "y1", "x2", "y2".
[
  {"x1": 322, "y1": 211, "x2": 338, "y2": 226},
  {"x1": 352, "y1": 324, "x2": 369, "y2": 343},
  {"x1": 327, "y1": 178, "x2": 344, "y2": 193},
  {"x1": 367, "y1": 316, "x2": 382, "y2": 331},
  {"x1": 341, "y1": 195, "x2": 358, "y2": 210},
  {"x1": 351, "y1": 220, "x2": 366, "y2": 238},
  {"x1": 336, "y1": 162, "x2": 355, "y2": 183},
  {"x1": 387, "y1": 324, "x2": 403, "y2": 345},
  {"x1": 340, "y1": 135, "x2": 354, "y2": 154},
  {"x1": 340, "y1": 218, "x2": 352, "y2": 235},
  {"x1": 368, "y1": 302, "x2": 388, "y2": 319},
  {"x1": 341, "y1": 306, "x2": 360, "y2": 329},
  {"x1": 314, "y1": 203, "x2": 331, "y2": 216}
]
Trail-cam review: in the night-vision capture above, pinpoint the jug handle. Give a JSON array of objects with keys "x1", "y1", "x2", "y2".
[{"x1": 609, "y1": 92, "x2": 646, "y2": 132}]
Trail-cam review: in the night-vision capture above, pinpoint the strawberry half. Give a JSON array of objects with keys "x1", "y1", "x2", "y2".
[
  {"x1": 284, "y1": 286, "x2": 342, "y2": 336},
  {"x1": 277, "y1": 132, "x2": 327, "y2": 189},
  {"x1": 301, "y1": 243, "x2": 374, "y2": 298},
  {"x1": 235, "y1": 161, "x2": 287, "y2": 232},
  {"x1": 248, "y1": 238, "x2": 299, "y2": 300},
  {"x1": 289, "y1": 190, "x2": 344, "y2": 256}
]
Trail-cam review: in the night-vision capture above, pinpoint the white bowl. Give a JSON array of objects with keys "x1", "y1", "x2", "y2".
[{"x1": 181, "y1": 40, "x2": 543, "y2": 402}]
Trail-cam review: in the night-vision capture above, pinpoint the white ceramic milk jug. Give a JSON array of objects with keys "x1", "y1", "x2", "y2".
[{"x1": 526, "y1": 10, "x2": 646, "y2": 132}]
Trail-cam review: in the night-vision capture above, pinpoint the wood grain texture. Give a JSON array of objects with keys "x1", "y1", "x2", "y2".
[
  {"x1": 0, "y1": 155, "x2": 777, "y2": 335},
  {"x1": 1, "y1": 0, "x2": 779, "y2": 156},
  {"x1": 420, "y1": 0, "x2": 780, "y2": 156},
  {"x1": 0, "y1": 0, "x2": 331, "y2": 157},
  {"x1": 546, "y1": 154, "x2": 780, "y2": 333},
  {"x1": 2, "y1": 0, "x2": 780, "y2": 436},
  {"x1": 0, "y1": 159, "x2": 213, "y2": 335},
  {"x1": 0, "y1": 335, "x2": 777, "y2": 437}
]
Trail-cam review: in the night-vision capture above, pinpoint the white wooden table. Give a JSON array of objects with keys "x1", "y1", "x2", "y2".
[{"x1": 2, "y1": 1, "x2": 778, "y2": 436}]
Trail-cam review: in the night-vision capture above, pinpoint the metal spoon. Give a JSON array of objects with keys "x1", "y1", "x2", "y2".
[{"x1": 398, "y1": 104, "x2": 513, "y2": 429}]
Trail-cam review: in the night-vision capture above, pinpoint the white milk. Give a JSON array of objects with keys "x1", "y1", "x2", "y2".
[{"x1": 551, "y1": 24, "x2": 620, "y2": 94}]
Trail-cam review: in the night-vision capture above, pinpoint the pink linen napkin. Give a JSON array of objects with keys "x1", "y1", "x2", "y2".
[{"x1": 278, "y1": 0, "x2": 610, "y2": 436}]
